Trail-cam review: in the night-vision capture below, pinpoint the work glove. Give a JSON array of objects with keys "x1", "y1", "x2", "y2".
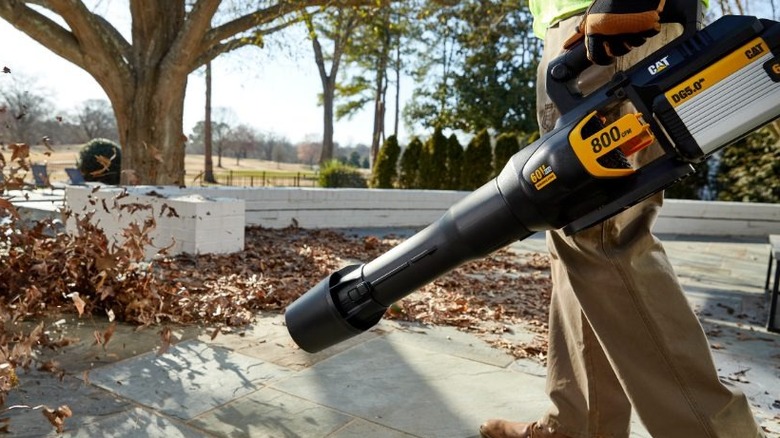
[{"x1": 564, "y1": 0, "x2": 666, "y2": 65}]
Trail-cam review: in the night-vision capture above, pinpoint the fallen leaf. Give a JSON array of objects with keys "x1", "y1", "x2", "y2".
[
  {"x1": 102, "y1": 322, "x2": 117, "y2": 348},
  {"x1": 69, "y1": 293, "x2": 86, "y2": 317},
  {"x1": 158, "y1": 327, "x2": 172, "y2": 355},
  {"x1": 41, "y1": 405, "x2": 72, "y2": 433}
]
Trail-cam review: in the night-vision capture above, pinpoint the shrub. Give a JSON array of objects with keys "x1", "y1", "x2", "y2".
[
  {"x1": 398, "y1": 137, "x2": 423, "y2": 189},
  {"x1": 370, "y1": 135, "x2": 401, "y2": 188},
  {"x1": 78, "y1": 138, "x2": 122, "y2": 185},
  {"x1": 493, "y1": 132, "x2": 520, "y2": 177},
  {"x1": 318, "y1": 160, "x2": 367, "y2": 188},
  {"x1": 715, "y1": 128, "x2": 780, "y2": 202},
  {"x1": 461, "y1": 129, "x2": 493, "y2": 190},
  {"x1": 445, "y1": 134, "x2": 463, "y2": 190},
  {"x1": 419, "y1": 127, "x2": 448, "y2": 190}
]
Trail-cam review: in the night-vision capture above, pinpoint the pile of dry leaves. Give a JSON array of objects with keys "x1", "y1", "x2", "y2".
[
  {"x1": 0, "y1": 184, "x2": 553, "y2": 432},
  {"x1": 0, "y1": 201, "x2": 553, "y2": 360}
]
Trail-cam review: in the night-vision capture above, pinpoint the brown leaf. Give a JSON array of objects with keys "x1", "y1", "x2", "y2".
[
  {"x1": 121, "y1": 169, "x2": 139, "y2": 185},
  {"x1": 69, "y1": 293, "x2": 86, "y2": 317},
  {"x1": 160, "y1": 203, "x2": 179, "y2": 218},
  {"x1": 90, "y1": 153, "x2": 115, "y2": 177},
  {"x1": 158, "y1": 327, "x2": 172, "y2": 355},
  {"x1": 0, "y1": 199, "x2": 18, "y2": 219},
  {"x1": 41, "y1": 405, "x2": 72, "y2": 433},
  {"x1": 102, "y1": 322, "x2": 116, "y2": 348},
  {"x1": 9, "y1": 143, "x2": 29, "y2": 162},
  {"x1": 37, "y1": 360, "x2": 58, "y2": 373}
]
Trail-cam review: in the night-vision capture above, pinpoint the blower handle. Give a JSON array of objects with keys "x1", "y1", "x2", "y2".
[{"x1": 547, "y1": 0, "x2": 704, "y2": 114}]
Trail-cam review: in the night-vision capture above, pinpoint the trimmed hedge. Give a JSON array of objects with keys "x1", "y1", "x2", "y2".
[
  {"x1": 318, "y1": 160, "x2": 367, "y2": 188},
  {"x1": 78, "y1": 138, "x2": 122, "y2": 185}
]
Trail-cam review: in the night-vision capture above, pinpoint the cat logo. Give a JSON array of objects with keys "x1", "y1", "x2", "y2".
[
  {"x1": 745, "y1": 42, "x2": 765, "y2": 59},
  {"x1": 648, "y1": 56, "x2": 671, "y2": 75}
]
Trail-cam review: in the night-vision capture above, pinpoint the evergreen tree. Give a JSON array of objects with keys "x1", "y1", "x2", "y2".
[
  {"x1": 419, "y1": 127, "x2": 449, "y2": 189},
  {"x1": 715, "y1": 128, "x2": 780, "y2": 202},
  {"x1": 446, "y1": 134, "x2": 464, "y2": 190},
  {"x1": 404, "y1": 0, "x2": 541, "y2": 133},
  {"x1": 370, "y1": 135, "x2": 401, "y2": 188},
  {"x1": 461, "y1": 129, "x2": 493, "y2": 190},
  {"x1": 493, "y1": 132, "x2": 520, "y2": 177},
  {"x1": 399, "y1": 137, "x2": 424, "y2": 189},
  {"x1": 665, "y1": 163, "x2": 710, "y2": 200}
]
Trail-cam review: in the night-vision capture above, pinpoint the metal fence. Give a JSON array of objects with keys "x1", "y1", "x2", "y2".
[{"x1": 209, "y1": 171, "x2": 319, "y2": 188}]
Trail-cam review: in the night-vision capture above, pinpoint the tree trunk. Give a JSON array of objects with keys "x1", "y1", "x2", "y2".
[
  {"x1": 370, "y1": 85, "x2": 386, "y2": 165},
  {"x1": 371, "y1": 54, "x2": 388, "y2": 165},
  {"x1": 112, "y1": 2, "x2": 185, "y2": 185},
  {"x1": 204, "y1": 61, "x2": 216, "y2": 184},
  {"x1": 394, "y1": 39, "x2": 401, "y2": 138},
  {"x1": 117, "y1": 75, "x2": 187, "y2": 186},
  {"x1": 320, "y1": 81, "x2": 336, "y2": 163}
]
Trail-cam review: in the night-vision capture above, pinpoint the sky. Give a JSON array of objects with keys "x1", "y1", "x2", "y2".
[{"x1": 0, "y1": 13, "x2": 412, "y2": 147}]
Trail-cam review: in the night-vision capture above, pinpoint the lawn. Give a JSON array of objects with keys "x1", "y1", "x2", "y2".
[{"x1": 26, "y1": 144, "x2": 318, "y2": 185}]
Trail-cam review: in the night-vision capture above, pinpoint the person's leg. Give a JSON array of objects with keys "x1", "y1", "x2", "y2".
[
  {"x1": 542, "y1": 252, "x2": 632, "y2": 438},
  {"x1": 535, "y1": 15, "x2": 633, "y2": 438},
  {"x1": 547, "y1": 191, "x2": 761, "y2": 437},
  {"x1": 543, "y1": 20, "x2": 762, "y2": 438}
]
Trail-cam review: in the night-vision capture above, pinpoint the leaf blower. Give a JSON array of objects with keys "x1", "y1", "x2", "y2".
[{"x1": 285, "y1": 2, "x2": 780, "y2": 353}]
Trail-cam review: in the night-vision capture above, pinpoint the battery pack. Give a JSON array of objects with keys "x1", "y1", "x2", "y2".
[
  {"x1": 653, "y1": 19, "x2": 780, "y2": 161},
  {"x1": 666, "y1": 38, "x2": 780, "y2": 155}
]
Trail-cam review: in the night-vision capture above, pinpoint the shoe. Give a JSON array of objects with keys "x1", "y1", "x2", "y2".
[{"x1": 479, "y1": 419, "x2": 572, "y2": 438}]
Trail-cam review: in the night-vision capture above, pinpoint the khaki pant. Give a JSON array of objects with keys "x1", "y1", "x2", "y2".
[{"x1": 535, "y1": 15, "x2": 763, "y2": 438}]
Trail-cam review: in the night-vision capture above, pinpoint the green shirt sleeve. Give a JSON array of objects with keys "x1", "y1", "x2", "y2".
[{"x1": 529, "y1": 0, "x2": 589, "y2": 38}]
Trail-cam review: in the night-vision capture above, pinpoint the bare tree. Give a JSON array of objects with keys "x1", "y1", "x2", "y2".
[
  {"x1": 0, "y1": 0, "x2": 389, "y2": 185},
  {"x1": 296, "y1": 137, "x2": 322, "y2": 166},
  {"x1": 226, "y1": 123, "x2": 259, "y2": 166},
  {"x1": 75, "y1": 99, "x2": 118, "y2": 141},
  {"x1": 0, "y1": 73, "x2": 53, "y2": 146}
]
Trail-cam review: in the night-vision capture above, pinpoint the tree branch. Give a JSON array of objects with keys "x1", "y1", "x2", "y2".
[
  {"x1": 43, "y1": 0, "x2": 134, "y2": 104},
  {"x1": 0, "y1": 0, "x2": 83, "y2": 66},
  {"x1": 165, "y1": 0, "x2": 221, "y2": 75},
  {"x1": 46, "y1": 0, "x2": 131, "y2": 69},
  {"x1": 207, "y1": 0, "x2": 387, "y2": 53},
  {"x1": 190, "y1": 20, "x2": 299, "y2": 71}
]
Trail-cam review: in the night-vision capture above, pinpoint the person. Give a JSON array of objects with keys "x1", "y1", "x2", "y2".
[{"x1": 479, "y1": 1, "x2": 766, "y2": 437}]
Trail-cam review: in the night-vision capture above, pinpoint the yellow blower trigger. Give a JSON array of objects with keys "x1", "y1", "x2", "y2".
[{"x1": 569, "y1": 112, "x2": 656, "y2": 178}]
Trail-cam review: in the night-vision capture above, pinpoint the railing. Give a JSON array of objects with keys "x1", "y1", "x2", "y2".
[{"x1": 192, "y1": 171, "x2": 319, "y2": 188}]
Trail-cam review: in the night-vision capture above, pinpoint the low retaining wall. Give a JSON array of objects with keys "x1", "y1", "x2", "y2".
[
  {"x1": 654, "y1": 199, "x2": 780, "y2": 236},
  {"x1": 187, "y1": 187, "x2": 467, "y2": 229},
  {"x1": 55, "y1": 186, "x2": 777, "y2": 260},
  {"x1": 185, "y1": 187, "x2": 780, "y2": 237},
  {"x1": 65, "y1": 185, "x2": 245, "y2": 259}
]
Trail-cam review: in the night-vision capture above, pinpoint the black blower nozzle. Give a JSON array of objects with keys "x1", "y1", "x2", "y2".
[{"x1": 285, "y1": 180, "x2": 534, "y2": 353}]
